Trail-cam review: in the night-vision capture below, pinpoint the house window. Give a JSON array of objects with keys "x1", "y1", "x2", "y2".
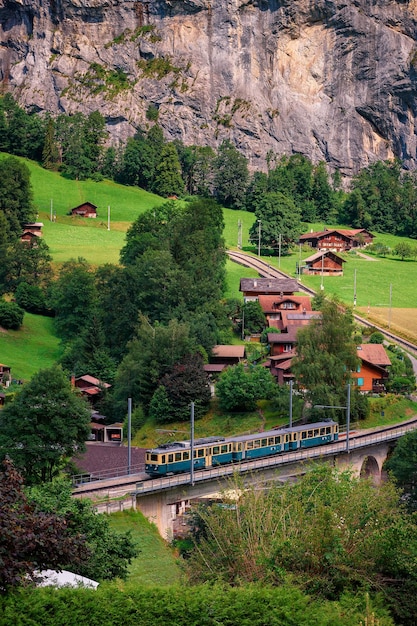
[
  {"x1": 357, "y1": 365, "x2": 361, "y2": 372},
  {"x1": 283, "y1": 344, "x2": 292, "y2": 352},
  {"x1": 357, "y1": 377, "x2": 364, "y2": 387}
]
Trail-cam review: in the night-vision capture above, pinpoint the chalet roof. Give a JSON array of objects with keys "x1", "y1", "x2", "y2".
[
  {"x1": 286, "y1": 312, "x2": 321, "y2": 321},
  {"x1": 23, "y1": 222, "x2": 44, "y2": 228},
  {"x1": 269, "y1": 351, "x2": 297, "y2": 361},
  {"x1": 357, "y1": 344, "x2": 391, "y2": 367},
  {"x1": 258, "y1": 295, "x2": 312, "y2": 312},
  {"x1": 212, "y1": 345, "x2": 245, "y2": 358},
  {"x1": 240, "y1": 277, "x2": 299, "y2": 294},
  {"x1": 204, "y1": 364, "x2": 226, "y2": 372},
  {"x1": 267, "y1": 326, "x2": 300, "y2": 343},
  {"x1": 75, "y1": 374, "x2": 110, "y2": 388},
  {"x1": 71, "y1": 202, "x2": 97, "y2": 211},
  {"x1": 304, "y1": 250, "x2": 345, "y2": 264},
  {"x1": 272, "y1": 358, "x2": 294, "y2": 371},
  {"x1": 300, "y1": 228, "x2": 374, "y2": 242}
]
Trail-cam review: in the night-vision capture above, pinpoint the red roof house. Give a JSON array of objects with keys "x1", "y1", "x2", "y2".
[
  {"x1": 299, "y1": 228, "x2": 374, "y2": 252},
  {"x1": 70, "y1": 202, "x2": 97, "y2": 218},
  {"x1": 353, "y1": 344, "x2": 391, "y2": 392}
]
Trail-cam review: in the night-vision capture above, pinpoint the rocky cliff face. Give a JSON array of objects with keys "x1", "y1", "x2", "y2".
[{"x1": 1, "y1": 0, "x2": 417, "y2": 175}]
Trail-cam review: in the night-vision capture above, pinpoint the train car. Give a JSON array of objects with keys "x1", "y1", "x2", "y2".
[
  {"x1": 231, "y1": 428, "x2": 290, "y2": 462},
  {"x1": 145, "y1": 421, "x2": 339, "y2": 477},
  {"x1": 145, "y1": 436, "x2": 233, "y2": 477}
]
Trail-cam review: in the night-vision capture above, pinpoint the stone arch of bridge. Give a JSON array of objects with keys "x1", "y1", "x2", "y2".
[{"x1": 359, "y1": 455, "x2": 380, "y2": 482}]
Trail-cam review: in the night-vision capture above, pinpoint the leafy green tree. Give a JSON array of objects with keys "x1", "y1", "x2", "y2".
[
  {"x1": 0, "y1": 459, "x2": 89, "y2": 591},
  {"x1": 56, "y1": 112, "x2": 107, "y2": 180},
  {"x1": 42, "y1": 117, "x2": 60, "y2": 170},
  {"x1": 152, "y1": 143, "x2": 184, "y2": 197},
  {"x1": 292, "y1": 298, "x2": 362, "y2": 421},
  {"x1": 4, "y1": 238, "x2": 52, "y2": 292},
  {"x1": 249, "y1": 191, "x2": 302, "y2": 255},
  {"x1": 14, "y1": 282, "x2": 49, "y2": 315},
  {"x1": 214, "y1": 140, "x2": 249, "y2": 209},
  {"x1": 27, "y1": 479, "x2": 138, "y2": 580},
  {"x1": 59, "y1": 314, "x2": 117, "y2": 383},
  {"x1": 149, "y1": 384, "x2": 174, "y2": 423},
  {"x1": 186, "y1": 465, "x2": 417, "y2": 626},
  {"x1": 394, "y1": 241, "x2": 412, "y2": 260},
  {"x1": 312, "y1": 161, "x2": 335, "y2": 221},
  {"x1": 0, "y1": 366, "x2": 91, "y2": 484},
  {"x1": 0, "y1": 157, "x2": 35, "y2": 237},
  {"x1": 0, "y1": 298, "x2": 24, "y2": 329},
  {"x1": 50, "y1": 258, "x2": 97, "y2": 341},
  {"x1": 245, "y1": 171, "x2": 268, "y2": 212},
  {"x1": 94, "y1": 263, "x2": 142, "y2": 362},
  {"x1": 242, "y1": 300, "x2": 266, "y2": 334},
  {"x1": 216, "y1": 363, "x2": 277, "y2": 412},
  {"x1": 112, "y1": 318, "x2": 194, "y2": 417},
  {"x1": 368, "y1": 331, "x2": 384, "y2": 344},
  {"x1": 158, "y1": 353, "x2": 211, "y2": 422},
  {"x1": 385, "y1": 430, "x2": 417, "y2": 512}
]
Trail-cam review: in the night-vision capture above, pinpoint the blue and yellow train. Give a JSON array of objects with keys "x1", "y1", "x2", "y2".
[{"x1": 145, "y1": 420, "x2": 339, "y2": 477}]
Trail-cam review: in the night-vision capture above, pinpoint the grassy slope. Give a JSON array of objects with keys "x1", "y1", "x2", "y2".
[
  {"x1": 0, "y1": 313, "x2": 62, "y2": 380},
  {"x1": 107, "y1": 509, "x2": 182, "y2": 586},
  {"x1": 2, "y1": 156, "x2": 417, "y2": 376}
]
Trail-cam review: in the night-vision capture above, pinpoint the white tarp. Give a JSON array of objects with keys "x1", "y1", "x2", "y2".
[{"x1": 35, "y1": 569, "x2": 99, "y2": 589}]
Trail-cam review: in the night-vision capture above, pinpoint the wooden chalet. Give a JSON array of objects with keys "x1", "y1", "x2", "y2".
[
  {"x1": 302, "y1": 250, "x2": 345, "y2": 277},
  {"x1": 70, "y1": 202, "x2": 97, "y2": 218},
  {"x1": 267, "y1": 327, "x2": 300, "y2": 356},
  {"x1": 353, "y1": 344, "x2": 391, "y2": 392},
  {"x1": 211, "y1": 345, "x2": 245, "y2": 366},
  {"x1": 21, "y1": 222, "x2": 43, "y2": 243},
  {"x1": 299, "y1": 228, "x2": 374, "y2": 252},
  {"x1": 0, "y1": 364, "x2": 11, "y2": 387},
  {"x1": 258, "y1": 295, "x2": 313, "y2": 330},
  {"x1": 240, "y1": 277, "x2": 299, "y2": 302},
  {"x1": 74, "y1": 374, "x2": 111, "y2": 405}
]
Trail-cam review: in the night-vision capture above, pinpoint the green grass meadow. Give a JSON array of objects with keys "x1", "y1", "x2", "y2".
[
  {"x1": 2, "y1": 156, "x2": 417, "y2": 378},
  {"x1": 108, "y1": 509, "x2": 182, "y2": 586},
  {"x1": 0, "y1": 313, "x2": 62, "y2": 380}
]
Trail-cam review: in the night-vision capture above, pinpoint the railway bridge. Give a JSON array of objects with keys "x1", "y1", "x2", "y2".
[{"x1": 74, "y1": 419, "x2": 417, "y2": 538}]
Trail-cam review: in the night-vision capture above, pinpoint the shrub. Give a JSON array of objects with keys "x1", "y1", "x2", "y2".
[
  {"x1": 15, "y1": 282, "x2": 48, "y2": 314},
  {"x1": 0, "y1": 299, "x2": 24, "y2": 329}
]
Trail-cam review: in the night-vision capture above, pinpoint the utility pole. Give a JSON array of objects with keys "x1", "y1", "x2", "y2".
[
  {"x1": 190, "y1": 402, "x2": 195, "y2": 486},
  {"x1": 353, "y1": 269, "x2": 357, "y2": 308},
  {"x1": 238, "y1": 220, "x2": 242, "y2": 249},
  {"x1": 257, "y1": 220, "x2": 261, "y2": 257}
]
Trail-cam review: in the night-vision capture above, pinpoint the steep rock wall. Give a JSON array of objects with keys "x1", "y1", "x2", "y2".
[{"x1": 1, "y1": 0, "x2": 417, "y2": 174}]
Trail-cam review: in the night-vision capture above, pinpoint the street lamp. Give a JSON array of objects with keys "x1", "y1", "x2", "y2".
[
  {"x1": 314, "y1": 384, "x2": 351, "y2": 453},
  {"x1": 257, "y1": 220, "x2": 262, "y2": 257}
]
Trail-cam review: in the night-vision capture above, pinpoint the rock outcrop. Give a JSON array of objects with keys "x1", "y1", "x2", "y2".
[{"x1": 1, "y1": 0, "x2": 417, "y2": 174}]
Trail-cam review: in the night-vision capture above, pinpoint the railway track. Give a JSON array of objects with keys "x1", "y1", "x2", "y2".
[
  {"x1": 74, "y1": 416, "x2": 417, "y2": 497},
  {"x1": 227, "y1": 249, "x2": 417, "y2": 356}
]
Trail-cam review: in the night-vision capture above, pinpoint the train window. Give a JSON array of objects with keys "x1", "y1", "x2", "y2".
[
  {"x1": 285, "y1": 435, "x2": 289, "y2": 442},
  {"x1": 213, "y1": 446, "x2": 220, "y2": 454},
  {"x1": 308, "y1": 430, "x2": 313, "y2": 438},
  {"x1": 235, "y1": 443, "x2": 242, "y2": 451},
  {"x1": 314, "y1": 429, "x2": 319, "y2": 437},
  {"x1": 150, "y1": 454, "x2": 158, "y2": 461},
  {"x1": 268, "y1": 437, "x2": 274, "y2": 445},
  {"x1": 168, "y1": 454, "x2": 173, "y2": 463},
  {"x1": 161, "y1": 455, "x2": 166, "y2": 464},
  {"x1": 198, "y1": 449, "x2": 204, "y2": 458},
  {"x1": 293, "y1": 433, "x2": 297, "y2": 440},
  {"x1": 260, "y1": 438, "x2": 267, "y2": 447},
  {"x1": 221, "y1": 445, "x2": 228, "y2": 453},
  {"x1": 175, "y1": 453, "x2": 182, "y2": 461},
  {"x1": 254, "y1": 440, "x2": 261, "y2": 449},
  {"x1": 275, "y1": 436, "x2": 281, "y2": 445},
  {"x1": 206, "y1": 448, "x2": 211, "y2": 455},
  {"x1": 320, "y1": 428, "x2": 325, "y2": 436},
  {"x1": 326, "y1": 427, "x2": 331, "y2": 434},
  {"x1": 247, "y1": 441, "x2": 253, "y2": 450},
  {"x1": 301, "y1": 431, "x2": 307, "y2": 440},
  {"x1": 183, "y1": 452, "x2": 189, "y2": 460}
]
